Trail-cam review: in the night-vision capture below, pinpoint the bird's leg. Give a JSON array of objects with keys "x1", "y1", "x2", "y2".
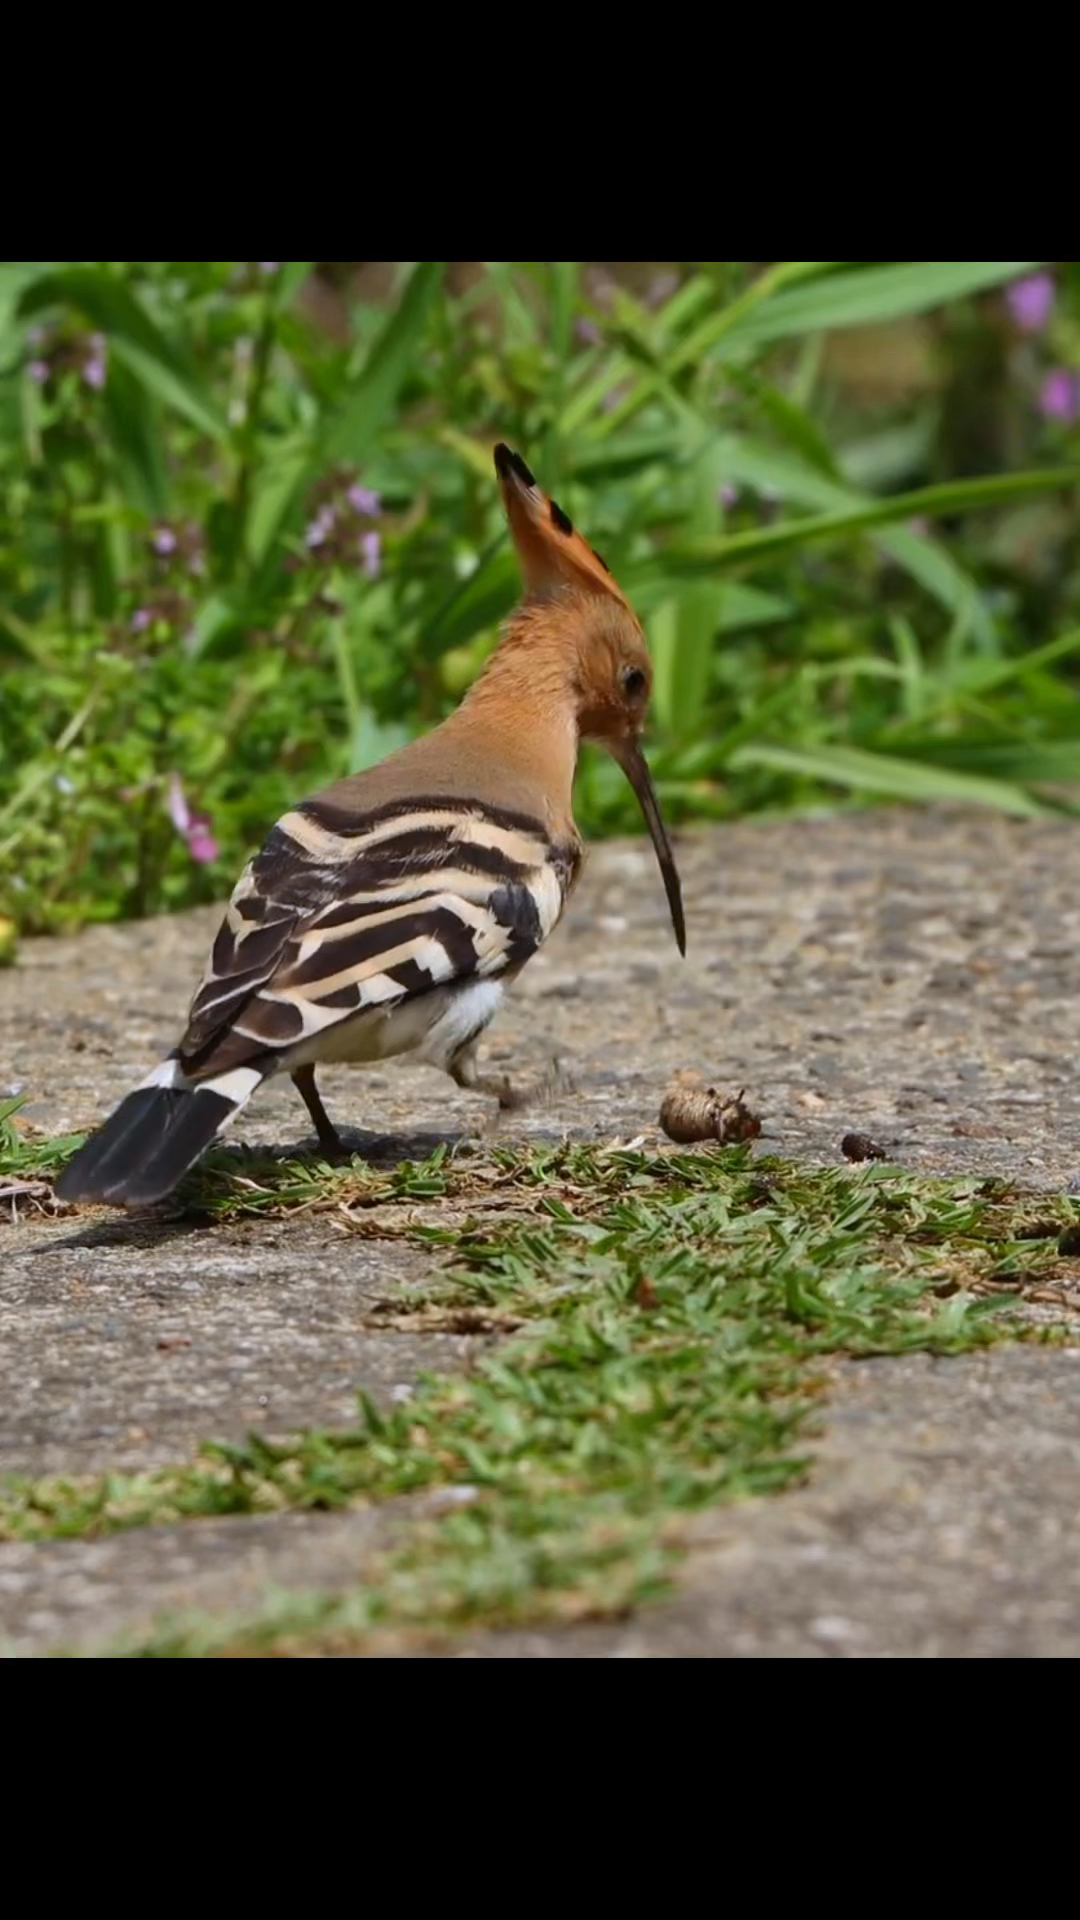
[
  {"x1": 449, "y1": 1041, "x2": 571, "y2": 1112},
  {"x1": 291, "y1": 1065, "x2": 345, "y2": 1154}
]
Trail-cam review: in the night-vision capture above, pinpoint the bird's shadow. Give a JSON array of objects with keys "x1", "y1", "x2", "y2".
[{"x1": 37, "y1": 1123, "x2": 468, "y2": 1256}]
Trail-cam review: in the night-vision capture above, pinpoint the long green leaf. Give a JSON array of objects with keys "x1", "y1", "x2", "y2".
[
  {"x1": 0, "y1": 263, "x2": 60, "y2": 365},
  {"x1": 322, "y1": 262, "x2": 445, "y2": 463},
  {"x1": 247, "y1": 435, "x2": 314, "y2": 565},
  {"x1": 598, "y1": 263, "x2": 1040, "y2": 439},
  {"x1": 667, "y1": 443, "x2": 727, "y2": 737},
  {"x1": 633, "y1": 578, "x2": 792, "y2": 627},
  {"x1": 274, "y1": 262, "x2": 315, "y2": 308},
  {"x1": 896, "y1": 739, "x2": 1080, "y2": 783},
  {"x1": 728, "y1": 742, "x2": 1048, "y2": 817},
  {"x1": 653, "y1": 469, "x2": 1080, "y2": 576},
  {"x1": 713, "y1": 435, "x2": 995, "y2": 643},
  {"x1": 717, "y1": 261, "x2": 1042, "y2": 353}
]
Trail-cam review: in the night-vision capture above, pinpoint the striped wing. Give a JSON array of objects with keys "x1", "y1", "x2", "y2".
[{"x1": 176, "y1": 795, "x2": 580, "y2": 1079}]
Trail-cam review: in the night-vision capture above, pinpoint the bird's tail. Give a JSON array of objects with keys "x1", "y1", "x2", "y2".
[{"x1": 54, "y1": 1058, "x2": 265, "y2": 1208}]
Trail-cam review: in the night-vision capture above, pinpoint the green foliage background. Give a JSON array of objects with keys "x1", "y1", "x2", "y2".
[{"x1": 2, "y1": 259, "x2": 1079, "y2": 937}]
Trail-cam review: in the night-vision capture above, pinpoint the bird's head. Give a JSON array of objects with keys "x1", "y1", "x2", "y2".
[{"x1": 493, "y1": 443, "x2": 685, "y2": 955}]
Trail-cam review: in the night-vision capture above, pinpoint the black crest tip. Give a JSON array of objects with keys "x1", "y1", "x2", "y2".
[
  {"x1": 494, "y1": 443, "x2": 536, "y2": 489},
  {"x1": 550, "y1": 499, "x2": 574, "y2": 535}
]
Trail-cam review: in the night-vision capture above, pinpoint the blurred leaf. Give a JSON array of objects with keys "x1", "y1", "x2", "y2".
[
  {"x1": 709, "y1": 436, "x2": 995, "y2": 641},
  {"x1": 0, "y1": 607, "x2": 51, "y2": 665},
  {"x1": 727, "y1": 369, "x2": 841, "y2": 478},
  {"x1": 102, "y1": 357, "x2": 169, "y2": 515},
  {"x1": 274, "y1": 262, "x2": 315, "y2": 308},
  {"x1": 728, "y1": 742, "x2": 1048, "y2": 816},
  {"x1": 247, "y1": 435, "x2": 313, "y2": 564},
  {"x1": 548, "y1": 262, "x2": 578, "y2": 362},
  {"x1": 944, "y1": 624, "x2": 1080, "y2": 696},
  {"x1": 424, "y1": 544, "x2": 517, "y2": 654},
  {"x1": 323, "y1": 262, "x2": 445, "y2": 463},
  {"x1": 838, "y1": 418, "x2": 936, "y2": 491},
  {"x1": 18, "y1": 266, "x2": 227, "y2": 441},
  {"x1": 438, "y1": 426, "x2": 496, "y2": 481},
  {"x1": 656, "y1": 469, "x2": 1080, "y2": 575},
  {"x1": 0, "y1": 263, "x2": 60, "y2": 363},
  {"x1": 717, "y1": 262, "x2": 1043, "y2": 352},
  {"x1": 657, "y1": 443, "x2": 727, "y2": 738},
  {"x1": 184, "y1": 595, "x2": 245, "y2": 660},
  {"x1": 633, "y1": 577, "x2": 792, "y2": 627},
  {"x1": 350, "y1": 707, "x2": 411, "y2": 773},
  {"x1": 568, "y1": 430, "x2": 686, "y2": 479},
  {"x1": 899, "y1": 739, "x2": 1080, "y2": 784}
]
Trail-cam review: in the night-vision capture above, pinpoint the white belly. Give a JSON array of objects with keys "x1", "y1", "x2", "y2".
[{"x1": 280, "y1": 980, "x2": 504, "y2": 1075}]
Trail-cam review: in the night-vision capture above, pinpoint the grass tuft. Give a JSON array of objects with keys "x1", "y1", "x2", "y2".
[{"x1": 6, "y1": 1128, "x2": 1074, "y2": 1654}]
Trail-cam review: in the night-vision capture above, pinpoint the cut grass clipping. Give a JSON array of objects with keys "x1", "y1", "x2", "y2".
[{"x1": 3, "y1": 1122, "x2": 1069, "y2": 1655}]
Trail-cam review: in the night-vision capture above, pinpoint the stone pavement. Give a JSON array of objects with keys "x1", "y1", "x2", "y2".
[{"x1": 3, "y1": 806, "x2": 1080, "y2": 1656}]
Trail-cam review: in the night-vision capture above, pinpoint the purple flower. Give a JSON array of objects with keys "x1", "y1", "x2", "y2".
[
  {"x1": 27, "y1": 360, "x2": 49, "y2": 384},
  {"x1": 718, "y1": 483, "x2": 739, "y2": 510},
  {"x1": 167, "y1": 774, "x2": 218, "y2": 863},
  {"x1": 130, "y1": 608, "x2": 152, "y2": 633},
  {"x1": 258, "y1": 262, "x2": 280, "y2": 275},
  {"x1": 1007, "y1": 272, "x2": 1055, "y2": 335},
  {"x1": 305, "y1": 504, "x2": 337, "y2": 549},
  {"x1": 152, "y1": 527, "x2": 178, "y2": 556},
  {"x1": 361, "y1": 529, "x2": 381, "y2": 578},
  {"x1": 186, "y1": 818, "x2": 219, "y2": 863},
  {"x1": 347, "y1": 484, "x2": 381, "y2": 516},
  {"x1": 167, "y1": 772, "x2": 191, "y2": 834},
  {"x1": 82, "y1": 334, "x2": 107, "y2": 390},
  {"x1": 1039, "y1": 368, "x2": 1080, "y2": 423},
  {"x1": 575, "y1": 317, "x2": 602, "y2": 346}
]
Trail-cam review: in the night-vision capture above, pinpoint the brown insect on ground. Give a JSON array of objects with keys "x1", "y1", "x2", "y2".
[{"x1": 659, "y1": 1082, "x2": 762, "y2": 1146}]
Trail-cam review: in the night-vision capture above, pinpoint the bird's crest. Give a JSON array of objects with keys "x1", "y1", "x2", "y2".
[{"x1": 494, "y1": 443, "x2": 631, "y2": 607}]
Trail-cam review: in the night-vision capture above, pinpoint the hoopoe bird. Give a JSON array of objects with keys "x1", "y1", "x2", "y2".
[{"x1": 57, "y1": 444, "x2": 685, "y2": 1209}]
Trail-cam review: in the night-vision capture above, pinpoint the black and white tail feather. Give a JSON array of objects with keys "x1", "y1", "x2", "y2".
[{"x1": 56, "y1": 793, "x2": 580, "y2": 1208}]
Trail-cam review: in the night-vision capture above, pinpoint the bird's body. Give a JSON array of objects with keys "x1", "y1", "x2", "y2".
[{"x1": 57, "y1": 445, "x2": 684, "y2": 1209}]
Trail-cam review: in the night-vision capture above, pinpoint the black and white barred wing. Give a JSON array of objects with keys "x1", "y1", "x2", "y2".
[
  {"x1": 176, "y1": 796, "x2": 574, "y2": 1079},
  {"x1": 55, "y1": 794, "x2": 578, "y2": 1208}
]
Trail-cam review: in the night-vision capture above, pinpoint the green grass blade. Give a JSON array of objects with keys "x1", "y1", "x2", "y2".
[
  {"x1": 896, "y1": 740, "x2": 1080, "y2": 784},
  {"x1": 701, "y1": 435, "x2": 997, "y2": 643},
  {"x1": 716, "y1": 261, "x2": 1042, "y2": 353},
  {"x1": 274, "y1": 262, "x2": 315, "y2": 308},
  {"x1": 322, "y1": 262, "x2": 445, "y2": 463},
  {"x1": 655, "y1": 469, "x2": 1080, "y2": 576},
  {"x1": 728, "y1": 741, "x2": 1048, "y2": 816},
  {"x1": 102, "y1": 357, "x2": 169, "y2": 515}
]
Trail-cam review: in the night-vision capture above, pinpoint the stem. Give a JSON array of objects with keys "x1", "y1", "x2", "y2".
[{"x1": 225, "y1": 302, "x2": 277, "y2": 579}]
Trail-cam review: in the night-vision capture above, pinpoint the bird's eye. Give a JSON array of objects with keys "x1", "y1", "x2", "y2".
[{"x1": 621, "y1": 666, "x2": 648, "y2": 699}]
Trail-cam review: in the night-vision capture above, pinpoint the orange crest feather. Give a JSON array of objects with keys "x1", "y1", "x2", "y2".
[{"x1": 494, "y1": 444, "x2": 630, "y2": 607}]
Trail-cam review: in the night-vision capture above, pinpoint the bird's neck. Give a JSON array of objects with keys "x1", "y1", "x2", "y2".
[{"x1": 442, "y1": 620, "x2": 581, "y2": 835}]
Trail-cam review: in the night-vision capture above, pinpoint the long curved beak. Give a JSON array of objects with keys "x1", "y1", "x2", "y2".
[{"x1": 609, "y1": 738, "x2": 686, "y2": 956}]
